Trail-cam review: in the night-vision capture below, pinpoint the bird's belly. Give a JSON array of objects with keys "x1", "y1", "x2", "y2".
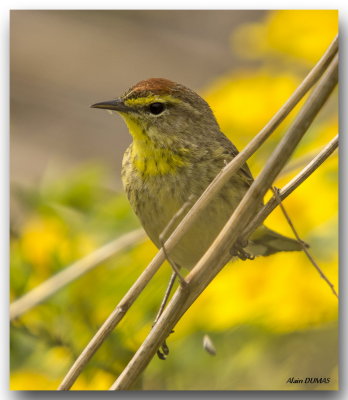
[
  {"x1": 123, "y1": 171, "x2": 242, "y2": 270},
  {"x1": 168, "y1": 199, "x2": 233, "y2": 270}
]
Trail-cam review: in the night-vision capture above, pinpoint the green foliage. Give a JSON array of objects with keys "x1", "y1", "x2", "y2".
[
  {"x1": 10, "y1": 165, "x2": 146, "y2": 389},
  {"x1": 10, "y1": 10, "x2": 338, "y2": 390}
]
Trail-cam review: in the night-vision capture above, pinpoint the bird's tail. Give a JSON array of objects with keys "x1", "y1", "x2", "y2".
[{"x1": 246, "y1": 225, "x2": 306, "y2": 257}]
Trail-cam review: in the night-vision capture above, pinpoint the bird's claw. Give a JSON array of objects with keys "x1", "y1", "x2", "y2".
[
  {"x1": 156, "y1": 330, "x2": 174, "y2": 360},
  {"x1": 231, "y1": 239, "x2": 255, "y2": 261},
  {"x1": 157, "y1": 340, "x2": 170, "y2": 360}
]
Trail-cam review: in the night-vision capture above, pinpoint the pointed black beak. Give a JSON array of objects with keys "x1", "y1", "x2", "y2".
[{"x1": 90, "y1": 99, "x2": 131, "y2": 113}]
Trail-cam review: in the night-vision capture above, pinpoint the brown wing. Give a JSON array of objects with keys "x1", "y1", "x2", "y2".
[{"x1": 216, "y1": 132, "x2": 254, "y2": 187}]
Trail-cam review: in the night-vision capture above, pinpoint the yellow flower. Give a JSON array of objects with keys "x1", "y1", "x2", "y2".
[
  {"x1": 204, "y1": 71, "x2": 300, "y2": 147},
  {"x1": 10, "y1": 371, "x2": 61, "y2": 390},
  {"x1": 20, "y1": 217, "x2": 69, "y2": 272},
  {"x1": 232, "y1": 10, "x2": 338, "y2": 65}
]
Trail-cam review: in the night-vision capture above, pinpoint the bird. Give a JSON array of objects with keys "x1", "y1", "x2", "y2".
[{"x1": 91, "y1": 78, "x2": 302, "y2": 272}]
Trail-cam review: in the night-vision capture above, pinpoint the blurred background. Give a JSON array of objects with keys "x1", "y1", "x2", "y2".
[
  {"x1": 10, "y1": 10, "x2": 338, "y2": 390},
  {"x1": 10, "y1": 10, "x2": 264, "y2": 187}
]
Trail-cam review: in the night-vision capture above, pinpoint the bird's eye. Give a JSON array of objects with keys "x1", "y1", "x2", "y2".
[{"x1": 149, "y1": 102, "x2": 165, "y2": 115}]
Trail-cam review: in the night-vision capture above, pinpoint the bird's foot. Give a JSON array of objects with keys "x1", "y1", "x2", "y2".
[
  {"x1": 155, "y1": 329, "x2": 175, "y2": 360},
  {"x1": 231, "y1": 239, "x2": 255, "y2": 261},
  {"x1": 152, "y1": 272, "x2": 177, "y2": 360},
  {"x1": 157, "y1": 340, "x2": 170, "y2": 360}
]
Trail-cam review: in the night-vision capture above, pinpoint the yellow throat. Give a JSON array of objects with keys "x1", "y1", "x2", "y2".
[{"x1": 119, "y1": 112, "x2": 188, "y2": 176}]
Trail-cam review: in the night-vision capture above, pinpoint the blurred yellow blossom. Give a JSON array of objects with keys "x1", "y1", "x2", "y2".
[
  {"x1": 178, "y1": 9, "x2": 338, "y2": 341},
  {"x1": 71, "y1": 370, "x2": 115, "y2": 391},
  {"x1": 232, "y1": 10, "x2": 338, "y2": 65},
  {"x1": 20, "y1": 217, "x2": 69, "y2": 271},
  {"x1": 204, "y1": 71, "x2": 300, "y2": 147},
  {"x1": 19, "y1": 215, "x2": 96, "y2": 287},
  {"x1": 10, "y1": 371, "x2": 61, "y2": 391},
  {"x1": 177, "y1": 250, "x2": 337, "y2": 335},
  {"x1": 10, "y1": 10, "x2": 338, "y2": 390}
]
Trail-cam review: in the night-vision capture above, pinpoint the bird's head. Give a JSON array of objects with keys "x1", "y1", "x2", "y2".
[{"x1": 91, "y1": 78, "x2": 220, "y2": 147}]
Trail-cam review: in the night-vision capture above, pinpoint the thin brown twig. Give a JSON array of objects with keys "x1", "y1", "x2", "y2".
[
  {"x1": 242, "y1": 134, "x2": 339, "y2": 241},
  {"x1": 10, "y1": 229, "x2": 145, "y2": 320},
  {"x1": 112, "y1": 135, "x2": 338, "y2": 390},
  {"x1": 271, "y1": 187, "x2": 338, "y2": 298},
  {"x1": 58, "y1": 37, "x2": 338, "y2": 391},
  {"x1": 279, "y1": 145, "x2": 335, "y2": 177},
  {"x1": 109, "y1": 54, "x2": 338, "y2": 390}
]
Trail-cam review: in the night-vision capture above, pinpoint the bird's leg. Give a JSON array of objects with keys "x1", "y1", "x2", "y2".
[
  {"x1": 152, "y1": 272, "x2": 176, "y2": 360},
  {"x1": 154, "y1": 197, "x2": 195, "y2": 359},
  {"x1": 159, "y1": 233, "x2": 186, "y2": 286},
  {"x1": 153, "y1": 272, "x2": 177, "y2": 327},
  {"x1": 155, "y1": 234, "x2": 183, "y2": 360}
]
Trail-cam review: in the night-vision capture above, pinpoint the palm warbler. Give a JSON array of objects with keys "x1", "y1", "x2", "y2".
[{"x1": 92, "y1": 78, "x2": 302, "y2": 270}]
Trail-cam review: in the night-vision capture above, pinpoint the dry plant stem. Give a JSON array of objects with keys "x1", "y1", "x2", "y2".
[
  {"x1": 57, "y1": 138, "x2": 338, "y2": 391},
  {"x1": 58, "y1": 247, "x2": 167, "y2": 390},
  {"x1": 58, "y1": 37, "x2": 338, "y2": 391},
  {"x1": 10, "y1": 229, "x2": 145, "y2": 320},
  {"x1": 159, "y1": 195, "x2": 195, "y2": 285},
  {"x1": 271, "y1": 187, "x2": 338, "y2": 298},
  {"x1": 279, "y1": 145, "x2": 332, "y2": 177},
  {"x1": 153, "y1": 35, "x2": 338, "y2": 266},
  {"x1": 110, "y1": 55, "x2": 338, "y2": 390},
  {"x1": 110, "y1": 136, "x2": 338, "y2": 390},
  {"x1": 9, "y1": 143, "x2": 315, "y2": 319},
  {"x1": 243, "y1": 134, "x2": 338, "y2": 241}
]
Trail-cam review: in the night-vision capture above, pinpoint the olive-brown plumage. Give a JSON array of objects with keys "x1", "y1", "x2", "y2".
[{"x1": 92, "y1": 78, "x2": 302, "y2": 270}]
